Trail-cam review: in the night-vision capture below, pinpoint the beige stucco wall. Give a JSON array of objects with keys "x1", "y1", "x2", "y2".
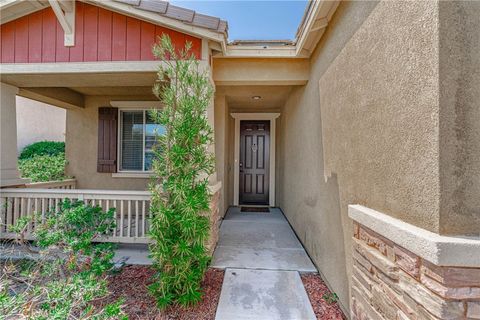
[
  {"x1": 66, "y1": 95, "x2": 155, "y2": 190},
  {"x1": 214, "y1": 94, "x2": 229, "y2": 218},
  {"x1": 319, "y1": 0, "x2": 440, "y2": 233},
  {"x1": 16, "y1": 96, "x2": 66, "y2": 153},
  {"x1": 277, "y1": 0, "x2": 479, "y2": 312},
  {"x1": 0, "y1": 82, "x2": 27, "y2": 186},
  {"x1": 438, "y1": 1, "x2": 480, "y2": 235},
  {"x1": 276, "y1": 0, "x2": 455, "y2": 311}
]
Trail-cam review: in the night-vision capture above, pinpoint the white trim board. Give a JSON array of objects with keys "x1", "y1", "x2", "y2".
[
  {"x1": 0, "y1": 61, "x2": 209, "y2": 75},
  {"x1": 231, "y1": 113, "x2": 280, "y2": 207},
  {"x1": 349, "y1": 205, "x2": 480, "y2": 267}
]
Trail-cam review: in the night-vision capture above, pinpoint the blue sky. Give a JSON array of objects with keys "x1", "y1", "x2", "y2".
[{"x1": 170, "y1": 1, "x2": 308, "y2": 41}]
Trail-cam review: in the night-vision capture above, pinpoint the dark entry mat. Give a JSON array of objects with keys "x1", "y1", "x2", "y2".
[{"x1": 240, "y1": 207, "x2": 270, "y2": 213}]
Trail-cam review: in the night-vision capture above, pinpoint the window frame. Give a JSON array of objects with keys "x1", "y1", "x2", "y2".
[{"x1": 110, "y1": 101, "x2": 162, "y2": 178}]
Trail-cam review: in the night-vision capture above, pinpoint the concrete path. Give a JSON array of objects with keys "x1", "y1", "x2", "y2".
[
  {"x1": 211, "y1": 207, "x2": 316, "y2": 272},
  {"x1": 215, "y1": 269, "x2": 316, "y2": 320},
  {"x1": 213, "y1": 207, "x2": 316, "y2": 320}
]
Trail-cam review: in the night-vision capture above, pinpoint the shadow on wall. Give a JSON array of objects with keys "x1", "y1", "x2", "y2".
[
  {"x1": 303, "y1": 173, "x2": 347, "y2": 303},
  {"x1": 16, "y1": 96, "x2": 66, "y2": 153},
  {"x1": 277, "y1": 82, "x2": 349, "y2": 312}
]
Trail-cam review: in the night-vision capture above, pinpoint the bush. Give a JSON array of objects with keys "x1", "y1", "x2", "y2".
[
  {"x1": 19, "y1": 141, "x2": 65, "y2": 160},
  {"x1": 18, "y1": 153, "x2": 68, "y2": 182},
  {"x1": 148, "y1": 35, "x2": 215, "y2": 308},
  {"x1": 0, "y1": 200, "x2": 126, "y2": 319}
]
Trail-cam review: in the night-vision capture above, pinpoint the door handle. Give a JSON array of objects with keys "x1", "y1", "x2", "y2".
[{"x1": 239, "y1": 162, "x2": 243, "y2": 173}]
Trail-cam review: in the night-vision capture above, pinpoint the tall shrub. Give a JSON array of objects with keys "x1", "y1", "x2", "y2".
[
  {"x1": 148, "y1": 35, "x2": 215, "y2": 308},
  {"x1": 19, "y1": 141, "x2": 65, "y2": 160}
]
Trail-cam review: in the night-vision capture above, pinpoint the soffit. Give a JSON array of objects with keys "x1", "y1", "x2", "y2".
[{"x1": 218, "y1": 85, "x2": 293, "y2": 110}]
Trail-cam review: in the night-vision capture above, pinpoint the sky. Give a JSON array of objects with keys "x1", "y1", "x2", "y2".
[{"x1": 170, "y1": 1, "x2": 308, "y2": 41}]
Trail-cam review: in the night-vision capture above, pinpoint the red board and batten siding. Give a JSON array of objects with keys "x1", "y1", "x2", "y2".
[{"x1": 0, "y1": 2, "x2": 201, "y2": 63}]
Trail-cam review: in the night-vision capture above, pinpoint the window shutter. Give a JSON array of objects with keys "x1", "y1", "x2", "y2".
[{"x1": 97, "y1": 107, "x2": 118, "y2": 173}]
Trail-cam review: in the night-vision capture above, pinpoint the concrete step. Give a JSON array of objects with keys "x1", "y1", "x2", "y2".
[
  {"x1": 212, "y1": 245, "x2": 316, "y2": 272},
  {"x1": 215, "y1": 268, "x2": 316, "y2": 320}
]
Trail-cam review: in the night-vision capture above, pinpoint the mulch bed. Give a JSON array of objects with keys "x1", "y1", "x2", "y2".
[
  {"x1": 98, "y1": 266, "x2": 224, "y2": 320},
  {"x1": 99, "y1": 266, "x2": 345, "y2": 320},
  {"x1": 301, "y1": 273, "x2": 346, "y2": 320}
]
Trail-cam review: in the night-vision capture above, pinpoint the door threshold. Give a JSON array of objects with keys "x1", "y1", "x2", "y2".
[{"x1": 238, "y1": 204, "x2": 270, "y2": 208}]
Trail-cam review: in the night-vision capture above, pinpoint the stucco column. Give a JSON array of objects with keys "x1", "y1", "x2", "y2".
[
  {"x1": 206, "y1": 65, "x2": 219, "y2": 185},
  {"x1": 0, "y1": 82, "x2": 29, "y2": 187}
]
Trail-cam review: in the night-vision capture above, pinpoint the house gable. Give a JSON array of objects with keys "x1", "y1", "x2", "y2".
[{"x1": 0, "y1": 1, "x2": 202, "y2": 63}]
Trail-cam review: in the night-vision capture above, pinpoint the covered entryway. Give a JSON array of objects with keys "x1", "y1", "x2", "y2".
[{"x1": 231, "y1": 113, "x2": 280, "y2": 207}]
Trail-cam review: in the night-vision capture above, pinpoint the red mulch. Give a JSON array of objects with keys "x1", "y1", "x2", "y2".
[
  {"x1": 301, "y1": 273, "x2": 346, "y2": 320},
  {"x1": 97, "y1": 266, "x2": 224, "y2": 320}
]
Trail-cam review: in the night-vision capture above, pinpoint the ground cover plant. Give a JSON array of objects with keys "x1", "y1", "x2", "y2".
[
  {"x1": 148, "y1": 35, "x2": 215, "y2": 308},
  {"x1": 18, "y1": 141, "x2": 69, "y2": 182},
  {"x1": 0, "y1": 200, "x2": 126, "y2": 319}
]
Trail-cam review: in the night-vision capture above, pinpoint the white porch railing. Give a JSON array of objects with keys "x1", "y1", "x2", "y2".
[
  {"x1": 25, "y1": 179, "x2": 77, "y2": 189},
  {"x1": 0, "y1": 188, "x2": 151, "y2": 244}
]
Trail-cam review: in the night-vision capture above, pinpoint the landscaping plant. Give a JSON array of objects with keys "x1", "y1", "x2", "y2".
[
  {"x1": 0, "y1": 200, "x2": 126, "y2": 319},
  {"x1": 18, "y1": 153, "x2": 68, "y2": 182},
  {"x1": 19, "y1": 141, "x2": 65, "y2": 160},
  {"x1": 18, "y1": 141, "x2": 69, "y2": 182},
  {"x1": 148, "y1": 34, "x2": 215, "y2": 308}
]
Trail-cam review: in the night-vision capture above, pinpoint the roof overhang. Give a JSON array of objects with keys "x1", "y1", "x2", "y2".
[
  {"x1": 86, "y1": 0, "x2": 228, "y2": 53},
  {"x1": 0, "y1": 0, "x2": 49, "y2": 23},
  {"x1": 0, "y1": 0, "x2": 338, "y2": 59},
  {"x1": 221, "y1": 0, "x2": 339, "y2": 58}
]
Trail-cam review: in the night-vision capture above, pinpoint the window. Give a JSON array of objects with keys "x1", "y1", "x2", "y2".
[{"x1": 119, "y1": 109, "x2": 164, "y2": 172}]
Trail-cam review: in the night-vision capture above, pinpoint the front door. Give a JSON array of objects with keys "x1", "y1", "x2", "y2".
[{"x1": 239, "y1": 120, "x2": 270, "y2": 205}]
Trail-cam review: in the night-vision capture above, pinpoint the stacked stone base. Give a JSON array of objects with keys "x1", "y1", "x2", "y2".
[
  {"x1": 352, "y1": 222, "x2": 480, "y2": 320},
  {"x1": 206, "y1": 189, "x2": 221, "y2": 255}
]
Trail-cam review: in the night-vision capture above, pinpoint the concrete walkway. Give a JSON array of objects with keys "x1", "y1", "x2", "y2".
[{"x1": 213, "y1": 207, "x2": 317, "y2": 320}]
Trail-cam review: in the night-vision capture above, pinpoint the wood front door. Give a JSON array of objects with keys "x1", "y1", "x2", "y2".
[{"x1": 239, "y1": 120, "x2": 270, "y2": 205}]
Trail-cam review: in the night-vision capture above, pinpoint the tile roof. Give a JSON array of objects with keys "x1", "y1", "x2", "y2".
[{"x1": 113, "y1": 0, "x2": 228, "y2": 35}]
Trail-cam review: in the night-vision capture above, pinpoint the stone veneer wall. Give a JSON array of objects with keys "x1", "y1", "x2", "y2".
[
  {"x1": 351, "y1": 222, "x2": 480, "y2": 320},
  {"x1": 206, "y1": 189, "x2": 221, "y2": 255}
]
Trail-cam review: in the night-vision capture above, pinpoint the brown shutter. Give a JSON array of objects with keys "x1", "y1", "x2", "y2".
[{"x1": 97, "y1": 107, "x2": 118, "y2": 173}]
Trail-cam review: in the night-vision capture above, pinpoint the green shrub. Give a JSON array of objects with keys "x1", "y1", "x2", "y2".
[
  {"x1": 19, "y1": 141, "x2": 65, "y2": 160},
  {"x1": 1, "y1": 200, "x2": 126, "y2": 319},
  {"x1": 18, "y1": 153, "x2": 68, "y2": 182},
  {"x1": 148, "y1": 35, "x2": 215, "y2": 308}
]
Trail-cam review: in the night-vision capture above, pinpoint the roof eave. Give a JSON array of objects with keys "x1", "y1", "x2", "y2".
[
  {"x1": 222, "y1": 0, "x2": 339, "y2": 59},
  {"x1": 86, "y1": 0, "x2": 227, "y2": 53},
  {"x1": 294, "y1": 0, "x2": 339, "y2": 57}
]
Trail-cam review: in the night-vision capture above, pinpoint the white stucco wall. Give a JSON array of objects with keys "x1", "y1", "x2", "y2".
[{"x1": 16, "y1": 96, "x2": 66, "y2": 153}]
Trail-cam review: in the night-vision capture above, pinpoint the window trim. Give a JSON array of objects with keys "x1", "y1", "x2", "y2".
[{"x1": 110, "y1": 101, "x2": 162, "y2": 177}]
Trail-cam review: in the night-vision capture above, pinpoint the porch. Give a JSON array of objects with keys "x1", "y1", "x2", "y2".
[{"x1": 0, "y1": 179, "x2": 152, "y2": 243}]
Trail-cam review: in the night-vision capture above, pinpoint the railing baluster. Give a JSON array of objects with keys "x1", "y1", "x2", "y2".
[
  {"x1": 112, "y1": 200, "x2": 117, "y2": 236},
  {"x1": 48, "y1": 198, "x2": 53, "y2": 217},
  {"x1": 13, "y1": 198, "x2": 20, "y2": 228},
  {"x1": 26, "y1": 198, "x2": 32, "y2": 233},
  {"x1": 41, "y1": 198, "x2": 46, "y2": 224},
  {"x1": 33, "y1": 198, "x2": 39, "y2": 231},
  {"x1": 135, "y1": 200, "x2": 139, "y2": 237},
  {"x1": 120, "y1": 200, "x2": 124, "y2": 237},
  {"x1": 142, "y1": 201, "x2": 146, "y2": 236},
  {"x1": 0, "y1": 196, "x2": 6, "y2": 233},
  {"x1": 20, "y1": 197, "x2": 25, "y2": 223},
  {"x1": 127, "y1": 200, "x2": 132, "y2": 237}
]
